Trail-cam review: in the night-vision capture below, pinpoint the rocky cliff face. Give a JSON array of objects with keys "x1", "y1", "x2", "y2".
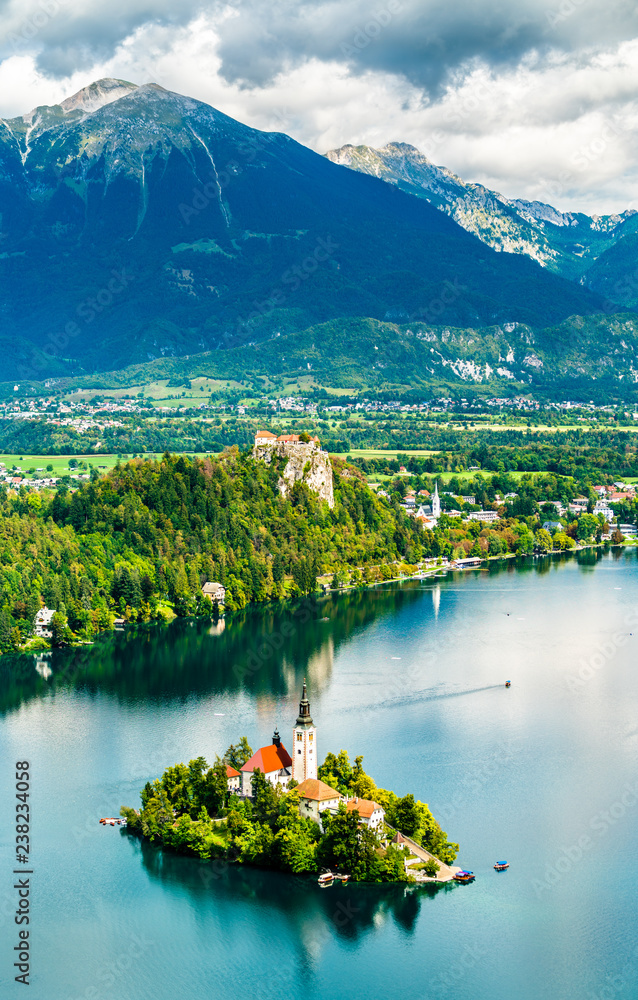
[
  {"x1": 325, "y1": 142, "x2": 637, "y2": 287},
  {"x1": 253, "y1": 440, "x2": 334, "y2": 507}
]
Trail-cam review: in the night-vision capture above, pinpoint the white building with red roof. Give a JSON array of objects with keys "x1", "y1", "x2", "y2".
[
  {"x1": 240, "y1": 730, "x2": 293, "y2": 797},
  {"x1": 295, "y1": 778, "x2": 343, "y2": 829},
  {"x1": 254, "y1": 430, "x2": 278, "y2": 446},
  {"x1": 345, "y1": 796, "x2": 385, "y2": 830},
  {"x1": 225, "y1": 765, "x2": 241, "y2": 794}
]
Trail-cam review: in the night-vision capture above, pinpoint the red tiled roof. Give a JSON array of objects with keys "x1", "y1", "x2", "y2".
[
  {"x1": 277, "y1": 434, "x2": 299, "y2": 443},
  {"x1": 346, "y1": 797, "x2": 382, "y2": 819},
  {"x1": 295, "y1": 778, "x2": 343, "y2": 802},
  {"x1": 225, "y1": 765, "x2": 240, "y2": 778},
  {"x1": 255, "y1": 430, "x2": 277, "y2": 439},
  {"x1": 241, "y1": 743, "x2": 292, "y2": 774}
]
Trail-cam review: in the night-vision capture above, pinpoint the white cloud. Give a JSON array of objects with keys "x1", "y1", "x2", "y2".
[{"x1": 1, "y1": 9, "x2": 638, "y2": 214}]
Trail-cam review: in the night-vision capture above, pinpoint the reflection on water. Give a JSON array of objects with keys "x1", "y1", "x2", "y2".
[
  {"x1": 0, "y1": 586, "x2": 426, "y2": 714},
  {"x1": 132, "y1": 832, "x2": 449, "y2": 948},
  {"x1": 0, "y1": 545, "x2": 637, "y2": 1000},
  {"x1": 0, "y1": 547, "x2": 629, "y2": 718}
]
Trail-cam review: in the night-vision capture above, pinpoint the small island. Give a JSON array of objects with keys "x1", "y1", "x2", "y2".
[{"x1": 121, "y1": 683, "x2": 459, "y2": 883}]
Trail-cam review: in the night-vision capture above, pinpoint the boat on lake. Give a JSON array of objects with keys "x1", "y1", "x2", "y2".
[
  {"x1": 99, "y1": 817, "x2": 127, "y2": 826},
  {"x1": 333, "y1": 873, "x2": 350, "y2": 883},
  {"x1": 318, "y1": 872, "x2": 334, "y2": 886},
  {"x1": 494, "y1": 861, "x2": 509, "y2": 871},
  {"x1": 453, "y1": 870, "x2": 476, "y2": 883}
]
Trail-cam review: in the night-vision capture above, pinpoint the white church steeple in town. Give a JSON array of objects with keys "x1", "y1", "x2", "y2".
[
  {"x1": 292, "y1": 679, "x2": 317, "y2": 783},
  {"x1": 432, "y1": 482, "x2": 441, "y2": 519}
]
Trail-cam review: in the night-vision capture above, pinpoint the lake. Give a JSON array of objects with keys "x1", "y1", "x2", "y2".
[{"x1": 1, "y1": 549, "x2": 637, "y2": 1000}]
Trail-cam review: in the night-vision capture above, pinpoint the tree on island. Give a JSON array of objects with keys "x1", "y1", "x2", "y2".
[
  {"x1": 122, "y1": 747, "x2": 458, "y2": 879},
  {"x1": 223, "y1": 737, "x2": 253, "y2": 770},
  {"x1": 319, "y1": 750, "x2": 459, "y2": 864},
  {"x1": 317, "y1": 802, "x2": 378, "y2": 880}
]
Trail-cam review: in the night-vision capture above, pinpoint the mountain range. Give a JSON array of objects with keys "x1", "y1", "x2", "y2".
[
  {"x1": 0, "y1": 78, "x2": 616, "y2": 385},
  {"x1": 325, "y1": 142, "x2": 638, "y2": 306}
]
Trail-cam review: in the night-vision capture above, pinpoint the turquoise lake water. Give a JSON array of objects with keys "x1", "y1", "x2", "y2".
[{"x1": 1, "y1": 549, "x2": 637, "y2": 999}]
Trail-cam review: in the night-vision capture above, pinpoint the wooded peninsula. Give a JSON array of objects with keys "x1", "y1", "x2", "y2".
[{"x1": 0, "y1": 448, "x2": 632, "y2": 655}]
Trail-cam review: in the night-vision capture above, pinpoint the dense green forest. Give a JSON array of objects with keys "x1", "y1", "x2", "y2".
[
  {"x1": 0, "y1": 449, "x2": 634, "y2": 656},
  {"x1": 121, "y1": 748, "x2": 457, "y2": 881},
  {"x1": 0, "y1": 451, "x2": 426, "y2": 652}
]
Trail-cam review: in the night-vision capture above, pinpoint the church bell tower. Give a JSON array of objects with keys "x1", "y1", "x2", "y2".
[{"x1": 292, "y1": 679, "x2": 317, "y2": 783}]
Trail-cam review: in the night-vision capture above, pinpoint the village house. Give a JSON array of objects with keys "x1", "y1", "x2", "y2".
[
  {"x1": 295, "y1": 778, "x2": 343, "y2": 830},
  {"x1": 255, "y1": 431, "x2": 320, "y2": 447},
  {"x1": 593, "y1": 503, "x2": 614, "y2": 521},
  {"x1": 34, "y1": 607, "x2": 55, "y2": 638},
  {"x1": 254, "y1": 430, "x2": 278, "y2": 446},
  {"x1": 345, "y1": 796, "x2": 385, "y2": 830},
  {"x1": 201, "y1": 581, "x2": 226, "y2": 603},
  {"x1": 225, "y1": 765, "x2": 241, "y2": 795},
  {"x1": 542, "y1": 521, "x2": 563, "y2": 533},
  {"x1": 467, "y1": 510, "x2": 499, "y2": 523}
]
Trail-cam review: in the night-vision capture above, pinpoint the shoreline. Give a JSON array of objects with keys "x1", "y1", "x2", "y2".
[
  {"x1": 13, "y1": 540, "x2": 630, "y2": 660},
  {"x1": 120, "y1": 824, "x2": 457, "y2": 887}
]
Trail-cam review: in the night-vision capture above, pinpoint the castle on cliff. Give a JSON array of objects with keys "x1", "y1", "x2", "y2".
[{"x1": 253, "y1": 431, "x2": 334, "y2": 508}]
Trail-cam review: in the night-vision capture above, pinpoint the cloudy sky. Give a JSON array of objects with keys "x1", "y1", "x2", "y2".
[{"x1": 1, "y1": 0, "x2": 638, "y2": 213}]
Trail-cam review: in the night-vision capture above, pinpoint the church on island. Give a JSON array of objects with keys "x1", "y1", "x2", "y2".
[{"x1": 230, "y1": 681, "x2": 384, "y2": 831}]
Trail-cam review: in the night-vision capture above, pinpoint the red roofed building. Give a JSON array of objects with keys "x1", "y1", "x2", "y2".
[
  {"x1": 255, "y1": 430, "x2": 278, "y2": 446},
  {"x1": 345, "y1": 796, "x2": 385, "y2": 830},
  {"x1": 225, "y1": 765, "x2": 241, "y2": 795},
  {"x1": 608, "y1": 492, "x2": 633, "y2": 502},
  {"x1": 240, "y1": 730, "x2": 293, "y2": 797},
  {"x1": 295, "y1": 778, "x2": 343, "y2": 828}
]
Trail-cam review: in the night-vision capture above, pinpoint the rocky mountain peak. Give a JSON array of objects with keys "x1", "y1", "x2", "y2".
[{"x1": 58, "y1": 78, "x2": 138, "y2": 116}]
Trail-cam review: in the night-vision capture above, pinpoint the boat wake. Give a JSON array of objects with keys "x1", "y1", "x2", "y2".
[{"x1": 358, "y1": 684, "x2": 507, "y2": 714}]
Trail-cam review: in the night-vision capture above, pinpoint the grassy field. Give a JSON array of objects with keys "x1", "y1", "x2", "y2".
[
  {"x1": 0, "y1": 452, "x2": 222, "y2": 477},
  {"x1": 334, "y1": 448, "x2": 440, "y2": 459},
  {"x1": 0, "y1": 454, "x2": 124, "y2": 475}
]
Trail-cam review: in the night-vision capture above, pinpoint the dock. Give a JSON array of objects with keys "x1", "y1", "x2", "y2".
[{"x1": 387, "y1": 826, "x2": 462, "y2": 883}]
